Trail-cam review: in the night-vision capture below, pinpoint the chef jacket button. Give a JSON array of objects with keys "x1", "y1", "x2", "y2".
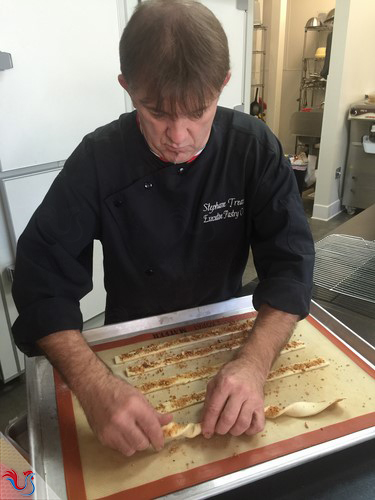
[
  {"x1": 144, "y1": 182, "x2": 153, "y2": 189},
  {"x1": 178, "y1": 167, "x2": 185, "y2": 175},
  {"x1": 145, "y1": 268, "x2": 154, "y2": 276},
  {"x1": 113, "y1": 199, "x2": 123, "y2": 207}
]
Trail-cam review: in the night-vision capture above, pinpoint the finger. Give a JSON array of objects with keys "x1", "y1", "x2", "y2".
[
  {"x1": 114, "y1": 438, "x2": 135, "y2": 457},
  {"x1": 229, "y1": 401, "x2": 254, "y2": 436},
  {"x1": 201, "y1": 382, "x2": 229, "y2": 438},
  {"x1": 200, "y1": 380, "x2": 214, "y2": 427},
  {"x1": 157, "y1": 412, "x2": 173, "y2": 427},
  {"x1": 125, "y1": 425, "x2": 151, "y2": 452},
  {"x1": 104, "y1": 429, "x2": 138, "y2": 457},
  {"x1": 245, "y1": 408, "x2": 265, "y2": 436},
  {"x1": 138, "y1": 409, "x2": 165, "y2": 451},
  {"x1": 215, "y1": 395, "x2": 244, "y2": 435}
]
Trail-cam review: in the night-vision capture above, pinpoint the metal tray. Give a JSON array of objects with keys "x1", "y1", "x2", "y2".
[{"x1": 26, "y1": 297, "x2": 375, "y2": 500}]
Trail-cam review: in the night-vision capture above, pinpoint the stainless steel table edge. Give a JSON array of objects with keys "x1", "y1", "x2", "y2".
[
  {"x1": 309, "y1": 301, "x2": 375, "y2": 366},
  {"x1": 26, "y1": 297, "x2": 375, "y2": 500}
]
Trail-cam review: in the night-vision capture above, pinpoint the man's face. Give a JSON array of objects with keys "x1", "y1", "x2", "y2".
[
  {"x1": 118, "y1": 75, "x2": 229, "y2": 164},
  {"x1": 130, "y1": 91, "x2": 219, "y2": 164}
]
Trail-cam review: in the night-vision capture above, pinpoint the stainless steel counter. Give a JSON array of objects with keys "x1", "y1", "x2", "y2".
[{"x1": 26, "y1": 296, "x2": 375, "y2": 500}]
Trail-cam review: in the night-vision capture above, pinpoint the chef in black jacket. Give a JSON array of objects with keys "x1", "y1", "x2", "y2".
[{"x1": 12, "y1": 0, "x2": 314, "y2": 456}]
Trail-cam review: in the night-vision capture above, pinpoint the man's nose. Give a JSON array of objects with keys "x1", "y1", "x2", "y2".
[{"x1": 166, "y1": 118, "x2": 189, "y2": 146}]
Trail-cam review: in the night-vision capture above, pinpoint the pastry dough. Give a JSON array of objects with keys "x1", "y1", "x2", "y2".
[
  {"x1": 267, "y1": 357, "x2": 329, "y2": 381},
  {"x1": 162, "y1": 398, "x2": 345, "y2": 442},
  {"x1": 138, "y1": 348, "x2": 314, "y2": 396},
  {"x1": 156, "y1": 390, "x2": 206, "y2": 413},
  {"x1": 115, "y1": 319, "x2": 255, "y2": 364},
  {"x1": 126, "y1": 338, "x2": 305, "y2": 377},
  {"x1": 162, "y1": 422, "x2": 202, "y2": 442},
  {"x1": 160, "y1": 399, "x2": 345, "y2": 443},
  {"x1": 154, "y1": 359, "x2": 330, "y2": 413},
  {"x1": 156, "y1": 390, "x2": 339, "y2": 416},
  {"x1": 264, "y1": 399, "x2": 345, "y2": 418},
  {"x1": 138, "y1": 365, "x2": 223, "y2": 394},
  {"x1": 125, "y1": 332, "x2": 247, "y2": 376}
]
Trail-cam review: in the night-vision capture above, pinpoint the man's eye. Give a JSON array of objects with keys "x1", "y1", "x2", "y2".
[
  {"x1": 151, "y1": 111, "x2": 165, "y2": 119},
  {"x1": 188, "y1": 110, "x2": 205, "y2": 120}
]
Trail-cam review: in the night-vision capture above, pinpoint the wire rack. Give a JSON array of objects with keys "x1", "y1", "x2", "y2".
[{"x1": 314, "y1": 234, "x2": 375, "y2": 304}]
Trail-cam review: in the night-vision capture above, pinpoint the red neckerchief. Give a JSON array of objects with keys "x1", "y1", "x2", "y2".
[{"x1": 136, "y1": 112, "x2": 203, "y2": 164}]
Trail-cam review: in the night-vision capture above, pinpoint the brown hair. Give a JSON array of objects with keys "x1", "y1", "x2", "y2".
[{"x1": 119, "y1": 0, "x2": 230, "y2": 116}]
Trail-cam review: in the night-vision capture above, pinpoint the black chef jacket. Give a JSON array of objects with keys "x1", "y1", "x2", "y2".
[{"x1": 12, "y1": 107, "x2": 315, "y2": 356}]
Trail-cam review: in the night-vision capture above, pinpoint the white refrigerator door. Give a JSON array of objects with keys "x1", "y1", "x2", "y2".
[{"x1": 0, "y1": 0, "x2": 126, "y2": 172}]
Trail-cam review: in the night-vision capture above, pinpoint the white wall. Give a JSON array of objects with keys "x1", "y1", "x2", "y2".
[
  {"x1": 277, "y1": 0, "x2": 335, "y2": 154},
  {"x1": 313, "y1": 0, "x2": 375, "y2": 220},
  {"x1": 202, "y1": 1, "x2": 246, "y2": 110},
  {"x1": 263, "y1": 0, "x2": 287, "y2": 135}
]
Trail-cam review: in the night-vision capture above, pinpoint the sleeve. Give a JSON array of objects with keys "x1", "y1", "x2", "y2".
[
  {"x1": 250, "y1": 136, "x2": 315, "y2": 318},
  {"x1": 11, "y1": 138, "x2": 101, "y2": 356}
]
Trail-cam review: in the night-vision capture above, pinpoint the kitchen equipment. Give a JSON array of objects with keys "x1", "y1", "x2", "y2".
[
  {"x1": 342, "y1": 99, "x2": 375, "y2": 212},
  {"x1": 363, "y1": 133, "x2": 375, "y2": 154},
  {"x1": 250, "y1": 87, "x2": 261, "y2": 116},
  {"x1": 25, "y1": 297, "x2": 375, "y2": 500},
  {"x1": 305, "y1": 17, "x2": 322, "y2": 28},
  {"x1": 349, "y1": 98, "x2": 375, "y2": 119},
  {"x1": 320, "y1": 31, "x2": 332, "y2": 79},
  {"x1": 324, "y1": 8, "x2": 335, "y2": 24},
  {"x1": 314, "y1": 234, "x2": 375, "y2": 304}
]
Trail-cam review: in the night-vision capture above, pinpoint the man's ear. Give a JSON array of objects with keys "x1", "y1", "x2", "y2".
[
  {"x1": 118, "y1": 74, "x2": 129, "y2": 91},
  {"x1": 221, "y1": 71, "x2": 231, "y2": 90}
]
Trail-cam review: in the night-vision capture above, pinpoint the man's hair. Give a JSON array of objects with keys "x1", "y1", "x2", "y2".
[{"x1": 119, "y1": 0, "x2": 230, "y2": 115}]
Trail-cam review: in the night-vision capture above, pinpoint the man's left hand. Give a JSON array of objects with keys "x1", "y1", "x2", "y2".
[{"x1": 201, "y1": 357, "x2": 265, "y2": 438}]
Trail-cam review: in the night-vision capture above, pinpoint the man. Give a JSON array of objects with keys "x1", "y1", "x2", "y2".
[{"x1": 12, "y1": 0, "x2": 314, "y2": 457}]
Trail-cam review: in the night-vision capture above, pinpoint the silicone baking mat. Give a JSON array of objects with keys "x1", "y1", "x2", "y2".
[{"x1": 54, "y1": 313, "x2": 375, "y2": 500}]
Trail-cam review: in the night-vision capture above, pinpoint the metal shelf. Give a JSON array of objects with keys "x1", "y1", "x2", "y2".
[
  {"x1": 305, "y1": 26, "x2": 332, "y2": 32},
  {"x1": 251, "y1": 24, "x2": 267, "y2": 110}
]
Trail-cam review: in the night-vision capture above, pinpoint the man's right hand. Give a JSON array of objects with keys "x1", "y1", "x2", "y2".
[
  {"x1": 80, "y1": 373, "x2": 172, "y2": 456},
  {"x1": 38, "y1": 329, "x2": 172, "y2": 457}
]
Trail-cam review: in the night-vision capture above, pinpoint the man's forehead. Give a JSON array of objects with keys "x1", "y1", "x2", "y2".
[{"x1": 136, "y1": 93, "x2": 213, "y2": 116}]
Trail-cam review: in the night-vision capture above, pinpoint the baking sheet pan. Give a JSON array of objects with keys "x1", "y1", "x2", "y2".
[
  {"x1": 55, "y1": 315, "x2": 374, "y2": 499},
  {"x1": 26, "y1": 298, "x2": 375, "y2": 500}
]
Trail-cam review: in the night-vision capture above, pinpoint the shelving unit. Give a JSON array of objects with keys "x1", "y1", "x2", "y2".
[
  {"x1": 298, "y1": 25, "x2": 332, "y2": 110},
  {"x1": 291, "y1": 23, "x2": 332, "y2": 156},
  {"x1": 252, "y1": 25, "x2": 267, "y2": 106}
]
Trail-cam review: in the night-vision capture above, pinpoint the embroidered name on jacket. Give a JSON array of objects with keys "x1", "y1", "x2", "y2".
[{"x1": 203, "y1": 197, "x2": 245, "y2": 223}]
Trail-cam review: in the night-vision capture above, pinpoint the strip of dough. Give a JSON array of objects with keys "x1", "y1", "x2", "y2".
[
  {"x1": 156, "y1": 390, "x2": 206, "y2": 413},
  {"x1": 162, "y1": 422, "x2": 202, "y2": 442},
  {"x1": 115, "y1": 319, "x2": 255, "y2": 364},
  {"x1": 125, "y1": 332, "x2": 247, "y2": 376},
  {"x1": 264, "y1": 399, "x2": 345, "y2": 418},
  {"x1": 154, "y1": 358, "x2": 329, "y2": 413},
  {"x1": 138, "y1": 365, "x2": 223, "y2": 394},
  {"x1": 137, "y1": 342, "x2": 306, "y2": 393},
  {"x1": 161, "y1": 399, "x2": 345, "y2": 442},
  {"x1": 267, "y1": 357, "x2": 329, "y2": 381},
  {"x1": 126, "y1": 337, "x2": 305, "y2": 377},
  {"x1": 158, "y1": 394, "x2": 344, "y2": 417}
]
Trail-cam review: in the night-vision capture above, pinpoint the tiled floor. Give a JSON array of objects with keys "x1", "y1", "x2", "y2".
[{"x1": 0, "y1": 190, "x2": 356, "y2": 435}]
